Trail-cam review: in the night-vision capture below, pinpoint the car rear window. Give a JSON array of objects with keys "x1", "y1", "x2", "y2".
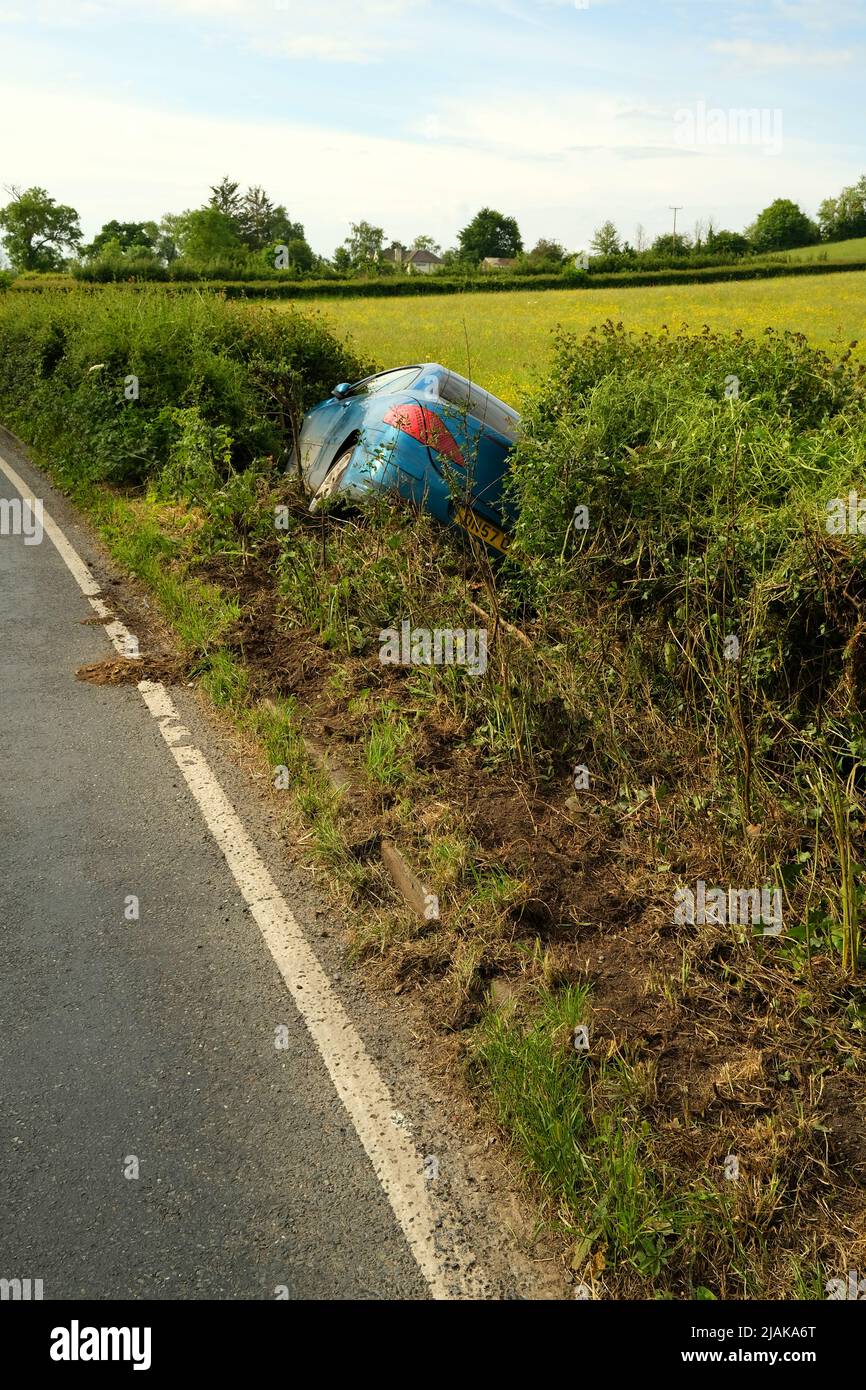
[
  {"x1": 354, "y1": 367, "x2": 422, "y2": 396},
  {"x1": 437, "y1": 372, "x2": 520, "y2": 441}
]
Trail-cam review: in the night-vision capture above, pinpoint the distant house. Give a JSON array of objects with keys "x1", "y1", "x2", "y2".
[
  {"x1": 404, "y1": 247, "x2": 442, "y2": 274},
  {"x1": 481, "y1": 256, "x2": 517, "y2": 271},
  {"x1": 380, "y1": 241, "x2": 405, "y2": 266},
  {"x1": 381, "y1": 241, "x2": 443, "y2": 275}
]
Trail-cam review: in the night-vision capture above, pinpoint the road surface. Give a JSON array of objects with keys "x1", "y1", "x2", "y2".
[{"x1": 0, "y1": 434, "x2": 497, "y2": 1301}]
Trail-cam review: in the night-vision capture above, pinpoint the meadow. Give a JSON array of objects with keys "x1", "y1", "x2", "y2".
[
  {"x1": 302, "y1": 269, "x2": 866, "y2": 404},
  {"x1": 768, "y1": 235, "x2": 866, "y2": 263}
]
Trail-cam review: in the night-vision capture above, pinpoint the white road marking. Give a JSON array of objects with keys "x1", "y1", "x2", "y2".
[
  {"x1": 0, "y1": 456, "x2": 103, "y2": 598},
  {"x1": 0, "y1": 450, "x2": 488, "y2": 1301}
]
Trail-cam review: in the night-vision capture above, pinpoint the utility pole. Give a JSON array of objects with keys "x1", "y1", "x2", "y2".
[{"x1": 669, "y1": 205, "x2": 683, "y2": 253}]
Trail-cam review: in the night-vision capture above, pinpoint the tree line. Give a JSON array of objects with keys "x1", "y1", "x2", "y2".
[
  {"x1": 1, "y1": 176, "x2": 865, "y2": 280},
  {"x1": 588, "y1": 183, "x2": 866, "y2": 265}
]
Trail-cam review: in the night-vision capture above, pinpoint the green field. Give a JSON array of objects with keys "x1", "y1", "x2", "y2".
[
  {"x1": 303, "y1": 268, "x2": 866, "y2": 405},
  {"x1": 765, "y1": 235, "x2": 866, "y2": 263}
]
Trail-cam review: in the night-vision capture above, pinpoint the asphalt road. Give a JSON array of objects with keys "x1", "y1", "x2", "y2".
[{"x1": 0, "y1": 442, "x2": 432, "y2": 1300}]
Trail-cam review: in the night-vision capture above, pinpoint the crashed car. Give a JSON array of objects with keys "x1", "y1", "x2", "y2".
[{"x1": 292, "y1": 363, "x2": 520, "y2": 554}]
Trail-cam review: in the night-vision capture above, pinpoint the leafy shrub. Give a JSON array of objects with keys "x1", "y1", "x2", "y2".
[
  {"x1": 0, "y1": 287, "x2": 372, "y2": 485},
  {"x1": 150, "y1": 407, "x2": 231, "y2": 504},
  {"x1": 505, "y1": 323, "x2": 866, "y2": 781}
]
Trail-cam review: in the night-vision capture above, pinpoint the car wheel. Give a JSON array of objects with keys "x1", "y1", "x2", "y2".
[{"x1": 309, "y1": 448, "x2": 353, "y2": 513}]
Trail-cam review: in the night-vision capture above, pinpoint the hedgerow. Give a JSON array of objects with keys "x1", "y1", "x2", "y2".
[
  {"x1": 0, "y1": 287, "x2": 370, "y2": 485},
  {"x1": 20, "y1": 257, "x2": 866, "y2": 300}
]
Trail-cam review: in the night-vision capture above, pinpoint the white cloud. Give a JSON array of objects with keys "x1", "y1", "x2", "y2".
[
  {"x1": 249, "y1": 30, "x2": 413, "y2": 64},
  {"x1": 0, "y1": 0, "x2": 425, "y2": 62},
  {"x1": 771, "y1": 0, "x2": 865, "y2": 29},
  {"x1": 711, "y1": 38, "x2": 853, "y2": 69},
  {"x1": 409, "y1": 92, "x2": 674, "y2": 159},
  {"x1": 0, "y1": 79, "x2": 855, "y2": 255}
]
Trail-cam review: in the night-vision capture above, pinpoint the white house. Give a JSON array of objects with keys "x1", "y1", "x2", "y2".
[{"x1": 381, "y1": 242, "x2": 443, "y2": 274}]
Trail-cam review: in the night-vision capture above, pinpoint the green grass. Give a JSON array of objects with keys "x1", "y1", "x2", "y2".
[
  {"x1": 94, "y1": 492, "x2": 241, "y2": 652},
  {"x1": 247, "y1": 696, "x2": 304, "y2": 776},
  {"x1": 764, "y1": 235, "x2": 866, "y2": 263},
  {"x1": 200, "y1": 649, "x2": 249, "y2": 709},
  {"x1": 299, "y1": 270, "x2": 866, "y2": 405},
  {"x1": 475, "y1": 987, "x2": 725, "y2": 1291},
  {"x1": 364, "y1": 704, "x2": 412, "y2": 788}
]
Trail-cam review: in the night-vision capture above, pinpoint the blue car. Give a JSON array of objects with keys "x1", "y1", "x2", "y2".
[{"x1": 293, "y1": 363, "x2": 520, "y2": 554}]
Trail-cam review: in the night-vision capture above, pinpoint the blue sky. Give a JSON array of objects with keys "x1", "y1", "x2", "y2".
[{"x1": 0, "y1": 0, "x2": 863, "y2": 255}]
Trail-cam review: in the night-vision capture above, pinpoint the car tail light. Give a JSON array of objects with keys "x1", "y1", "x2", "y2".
[{"x1": 383, "y1": 403, "x2": 464, "y2": 468}]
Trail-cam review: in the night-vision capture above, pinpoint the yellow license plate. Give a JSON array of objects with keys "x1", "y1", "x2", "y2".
[{"x1": 454, "y1": 506, "x2": 512, "y2": 554}]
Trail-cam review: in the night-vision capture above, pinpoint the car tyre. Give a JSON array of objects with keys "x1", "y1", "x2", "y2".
[{"x1": 309, "y1": 448, "x2": 354, "y2": 513}]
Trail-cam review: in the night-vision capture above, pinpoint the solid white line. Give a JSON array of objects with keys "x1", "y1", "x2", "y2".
[
  {"x1": 0, "y1": 455, "x2": 102, "y2": 597},
  {"x1": 0, "y1": 451, "x2": 488, "y2": 1301}
]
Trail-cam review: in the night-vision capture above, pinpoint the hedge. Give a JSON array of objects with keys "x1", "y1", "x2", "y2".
[{"x1": 13, "y1": 257, "x2": 866, "y2": 300}]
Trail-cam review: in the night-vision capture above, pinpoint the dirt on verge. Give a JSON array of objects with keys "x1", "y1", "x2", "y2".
[{"x1": 75, "y1": 655, "x2": 191, "y2": 686}]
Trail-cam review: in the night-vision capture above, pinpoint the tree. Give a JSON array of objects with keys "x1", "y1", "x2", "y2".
[
  {"x1": 343, "y1": 220, "x2": 385, "y2": 265},
  {"x1": 516, "y1": 238, "x2": 569, "y2": 274},
  {"x1": 206, "y1": 179, "x2": 304, "y2": 253},
  {"x1": 634, "y1": 223, "x2": 648, "y2": 253},
  {"x1": 589, "y1": 220, "x2": 620, "y2": 256},
  {"x1": 238, "y1": 187, "x2": 273, "y2": 249},
  {"x1": 174, "y1": 207, "x2": 244, "y2": 263},
  {"x1": 83, "y1": 220, "x2": 158, "y2": 259},
  {"x1": 746, "y1": 198, "x2": 819, "y2": 253},
  {"x1": 233, "y1": 186, "x2": 302, "y2": 251},
  {"x1": 411, "y1": 234, "x2": 441, "y2": 255},
  {"x1": 209, "y1": 176, "x2": 242, "y2": 220},
  {"x1": 284, "y1": 237, "x2": 315, "y2": 273},
  {"x1": 526, "y1": 238, "x2": 566, "y2": 264},
  {"x1": 269, "y1": 207, "x2": 305, "y2": 248},
  {"x1": 817, "y1": 177, "x2": 866, "y2": 242},
  {"x1": 651, "y1": 231, "x2": 693, "y2": 256},
  {"x1": 706, "y1": 228, "x2": 749, "y2": 257},
  {"x1": 457, "y1": 208, "x2": 522, "y2": 262},
  {"x1": 0, "y1": 186, "x2": 82, "y2": 270},
  {"x1": 157, "y1": 213, "x2": 185, "y2": 263},
  {"x1": 238, "y1": 186, "x2": 275, "y2": 248}
]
